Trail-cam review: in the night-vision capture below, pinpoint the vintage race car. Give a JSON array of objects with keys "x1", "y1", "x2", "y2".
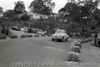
[{"x1": 51, "y1": 30, "x2": 69, "y2": 42}]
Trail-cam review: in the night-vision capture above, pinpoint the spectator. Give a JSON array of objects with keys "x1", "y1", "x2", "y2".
[
  {"x1": 1, "y1": 26, "x2": 6, "y2": 34},
  {"x1": 5, "y1": 27, "x2": 9, "y2": 35},
  {"x1": 28, "y1": 27, "x2": 32, "y2": 33},
  {"x1": 94, "y1": 32, "x2": 98, "y2": 46},
  {"x1": 1, "y1": 26, "x2": 9, "y2": 35}
]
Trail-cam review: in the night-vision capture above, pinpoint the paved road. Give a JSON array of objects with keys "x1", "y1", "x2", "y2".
[
  {"x1": 0, "y1": 37, "x2": 75, "y2": 67},
  {"x1": 0, "y1": 37, "x2": 100, "y2": 67}
]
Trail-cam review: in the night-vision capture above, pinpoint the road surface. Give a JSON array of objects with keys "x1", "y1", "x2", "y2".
[{"x1": 0, "y1": 37, "x2": 100, "y2": 67}]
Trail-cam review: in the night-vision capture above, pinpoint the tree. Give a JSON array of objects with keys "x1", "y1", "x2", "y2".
[
  {"x1": 59, "y1": 2, "x2": 79, "y2": 23},
  {"x1": 3, "y1": 10, "x2": 15, "y2": 18},
  {"x1": 59, "y1": 0, "x2": 100, "y2": 33},
  {"x1": 0, "y1": 7, "x2": 3, "y2": 13},
  {"x1": 0, "y1": 7, "x2": 3, "y2": 17},
  {"x1": 59, "y1": 0, "x2": 100, "y2": 46},
  {"x1": 20, "y1": 13, "x2": 30, "y2": 21},
  {"x1": 14, "y1": 1, "x2": 25, "y2": 14},
  {"x1": 29, "y1": 0, "x2": 55, "y2": 15}
]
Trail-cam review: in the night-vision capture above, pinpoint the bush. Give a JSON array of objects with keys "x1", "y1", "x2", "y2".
[
  {"x1": 71, "y1": 46, "x2": 81, "y2": 53},
  {"x1": 0, "y1": 35, "x2": 6, "y2": 39},
  {"x1": 10, "y1": 35, "x2": 17, "y2": 39},
  {"x1": 21, "y1": 35, "x2": 27, "y2": 38},
  {"x1": 67, "y1": 51, "x2": 80, "y2": 62}
]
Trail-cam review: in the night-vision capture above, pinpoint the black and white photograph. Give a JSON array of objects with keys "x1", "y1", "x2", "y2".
[{"x1": 0, "y1": 0, "x2": 100, "y2": 67}]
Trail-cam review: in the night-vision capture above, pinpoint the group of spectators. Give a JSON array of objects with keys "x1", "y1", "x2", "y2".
[{"x1": 1, "y1": 26, "x2": 9, "y2": 35}]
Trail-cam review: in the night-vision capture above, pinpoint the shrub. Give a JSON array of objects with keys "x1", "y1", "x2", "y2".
[
  {"x1": 0, "y1": 35, "x2": 6, "y2": 39},
  {"x1": 71, "y1": 46, "x2": 81, "y2": 53},
  {"x1": 67, "y1": 51, "x2": 80, "y2": 62},
  {"x1": 10, "y1": 35, "x2": 17, "y2": 39}
]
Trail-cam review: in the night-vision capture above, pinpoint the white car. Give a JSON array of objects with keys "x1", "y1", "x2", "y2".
[
  {"x1": 21, "y1": 27, "x2": 29, "y2": 33},
  {"x1": 51, "y1": 30, "x2": 69, "y2": 42},
  {"x1": 11, "y1": 26, "x2": 20, "y2": 31},
  {"x1": 37, "y1": 30, "x2": 47, "y2": 35}
]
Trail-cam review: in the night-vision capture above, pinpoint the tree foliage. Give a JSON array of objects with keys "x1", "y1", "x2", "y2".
[
  {"x1": 0, "y1": 7, "x2": 3, "y2": 13},
  {"x1": 29, "y1": 0, "x2": 55, "y2": 15},
  {"x1": 20, "y1": 13, "x2": 30, "y2": 21},
  {"x1": 59, "y1": 0, "x2": 100, "y2": 33},
  {"x1": 0, "y1": 7, "x2": 3, "y2": 17},
  {"x1": 3, "y1": 10, "x2": 15, "y2": 18},
  {"x1": 14, "y1": 1, "x2": 25, "y2": 14}
]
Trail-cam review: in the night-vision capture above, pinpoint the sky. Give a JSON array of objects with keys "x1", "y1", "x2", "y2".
[{"x1": 0, "y1": 0, "x2": 68, "y2": 13}]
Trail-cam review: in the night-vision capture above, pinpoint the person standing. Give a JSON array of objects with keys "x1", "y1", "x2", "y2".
[{"x1": 94, "y1": 32, "x2": 98, "y2": 46}]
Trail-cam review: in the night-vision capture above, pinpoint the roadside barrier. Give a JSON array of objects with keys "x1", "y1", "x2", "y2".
[
  {"x1": 21, "y1": 35, "x2": 27, "y2": 38},
  {"x1": 34, "y1": 34, "x2": 39, "y2": 37},
  {"x1": 27, "y1": 35, "x2": 33, "y2": 37},
  {"x1": 0, "y1": 35, "x2": 6, "y2": 39},
  {"x1": 74, "y1": 42, "x2": 82, "y2": 49},
  {"x1": 10, "y1": 35, "x2": 17, "y2": 39},
  {"x1": 67, "y1": 40, "x2": 82, "y2": 62},
  {"x1": 67, "y1": 51, "x2": 80, "y2": 62},
  {"x1": 0, "y1": 34, "x2": 47, "y2": 40},
  {"x1": 71, "y1": 46, "x2": 81, "y2": 53}
]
